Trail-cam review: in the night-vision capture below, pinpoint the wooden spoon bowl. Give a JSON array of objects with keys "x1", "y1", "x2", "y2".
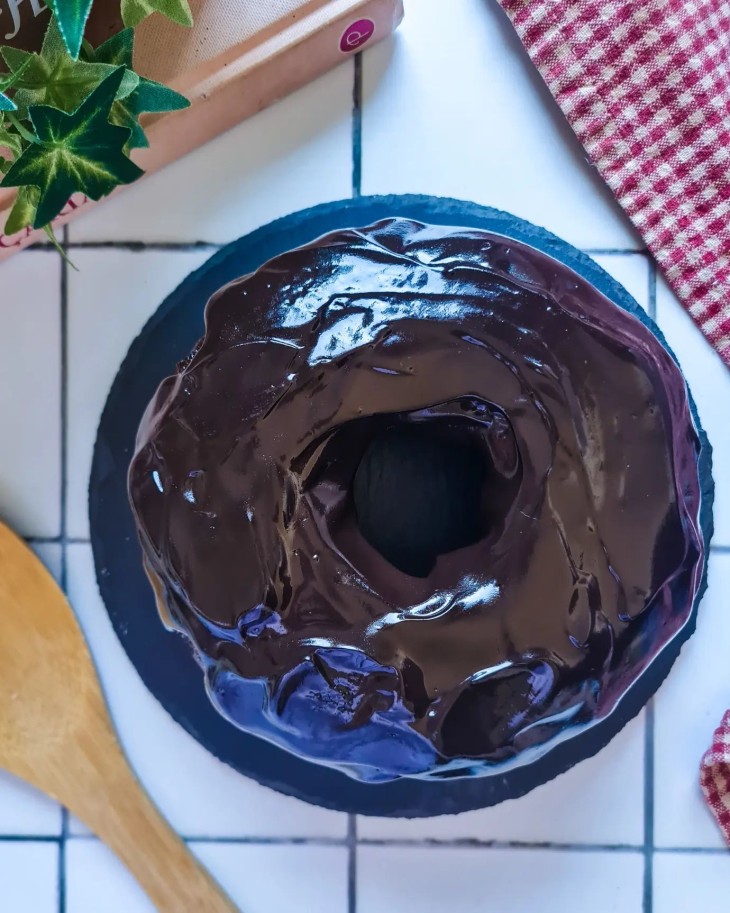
[{"x1": 0, "y1": 521, "x2": 238, "y2": 912}]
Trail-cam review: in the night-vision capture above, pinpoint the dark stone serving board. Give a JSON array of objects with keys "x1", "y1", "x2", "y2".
[{"x1": 89, "y1": 194, "x2": 713, "y2": 817}]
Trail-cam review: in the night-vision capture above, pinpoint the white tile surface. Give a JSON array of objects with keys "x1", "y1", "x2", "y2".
[
  {"x1": 359, "y1": 711, "x2": 645, "y2": 844},
  {"x1": 193, "y1": 843, "x2": 348, "y2": 913},
  {"x1": 593, "y1": 253, "x2": 650, "y2": 312},
  {"x1": 66, "y1": 840, "x2": 153, "y2": 913},
  {"x1": 0, "y1": 250, "x2": 61, "y2": 538},
  {"x1": 30, "y1": 542, "x2": 62, "y2": 583},
  {"x1": 0, "y1": 771, "x2": 62, "y2": 837},
  {"x1": 0, "y1": 842, "x2": 58, "y2": 911},
  {"x1": 68, "y1": 64, "x2": 353, "y2": 243},
  {"x1": 66, "y1": 249, "x2": 210, "y2": 538},
  {"x1": 66, "y1": 839, "x2": 348, "y2": 913},
  {"x1": 361, "y1": 0, "x2": 641, "y2": 250},
  {"x1": 654, "y1": 552, "x2": 730, "y2": 849},
  {"x1": 358, "y1": 847, "x2": 644, "y2": 913},
  {"x1": 654, "y1": 852, "x2": 730, "y2": 913},
  {"x1": 655, "y1": 276, "x2": 730, "y2": 544},
  {"x1": 65, "y1": 544, "x2": 347, "y2": 839}
]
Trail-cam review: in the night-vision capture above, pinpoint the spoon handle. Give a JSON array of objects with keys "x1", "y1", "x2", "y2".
[{"x1": 65, "y1": 710, "x2": 239, "y2": 913}]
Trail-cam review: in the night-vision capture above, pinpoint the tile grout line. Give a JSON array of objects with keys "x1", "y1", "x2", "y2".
[
  {"x1": 648, "y1": 258, "x2": 658, "y2": 321},
  {"x1": 352, "y1": 53, "x2": 363, "y2": 198},
  {"x1": 1, "y1": 830, "x2": 727, "y2": 852},
  {"x1": 585, "y1": 247, "x2": 649, "y2": 256},
  {"x1": 0, "y1": 835, "x2": 64, "y2": 843},
  {"x1": 347, "y1": 815, "x2": 358, "y2": 913},
  {"x1": 182, "y1": 835, "x2": 349, "y2": 846},
  {"x1": 30, "y1": 240, "x2": 224, "y2": 252},
  {"x1": 643, "y1": 699, "x2": 656, "y2": 913},
  {"x1": 58, "y1": 225, "x2": 70, "y2": 913},
  {"x1": 653, "y1": 845, "x2": 730, "y2": 855},
  {"x1": 59, "y1": 225, "x2": 70, "y2": 589},
  {"x1": 357, "y1": 838, "x2": 644, "y2": 852}
]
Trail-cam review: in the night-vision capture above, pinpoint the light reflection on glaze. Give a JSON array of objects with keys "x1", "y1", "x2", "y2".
[
  {"x1": 365, "y1": 577, "x2": 500, "y2": 638},
  {"x1": 128, "y1": 219, "x2": 704, "y2": 783}
]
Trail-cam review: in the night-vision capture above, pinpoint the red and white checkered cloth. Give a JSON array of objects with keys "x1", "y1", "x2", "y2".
[
  {"x1": 497, "y1": 0, "x2": 730, "y2": 366},
  {"x1": 700, "y1": 711, "x2": 730, "y2": 844}
]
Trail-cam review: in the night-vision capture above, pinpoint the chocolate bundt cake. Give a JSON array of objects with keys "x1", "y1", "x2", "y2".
[{"x1": 128, "y1": 219, "x2": 706, "y2": 783}]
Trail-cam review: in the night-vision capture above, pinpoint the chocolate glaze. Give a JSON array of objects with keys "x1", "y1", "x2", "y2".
[{"x1": 128, "y1": 219, "x2": 705, "y2": 782}]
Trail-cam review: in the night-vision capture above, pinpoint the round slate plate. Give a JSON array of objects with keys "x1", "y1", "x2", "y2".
[{"x1": 90, "y1": 194, "x2": 714, "y2": 817}]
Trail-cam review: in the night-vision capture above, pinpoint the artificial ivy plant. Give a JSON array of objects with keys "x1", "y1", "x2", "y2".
[{"x1": 0, "y1": 0, "x2": 191, "y2": 238}]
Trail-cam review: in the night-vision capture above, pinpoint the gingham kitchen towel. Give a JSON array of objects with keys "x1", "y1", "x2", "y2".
[
  {"x1": 497, "y1": 0, "x2": 730, "y2": 366},
  {"x1": 700, "y1": 710, "x2": 730, "y2": 844}
]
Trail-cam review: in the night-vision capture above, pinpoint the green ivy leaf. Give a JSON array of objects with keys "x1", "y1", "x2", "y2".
[
  {"x1": 0, "y1": 123, "x2": 23, "y2": 159},
  {"x1": 121, "y1": 0, "x2": 193, "y2": 30},
  {"x1": 5, "y1": 111, "x2": 38, "y2": 145},
  {"x1": 91, "y1": 28, "x2": 188, "y2": 149},
  {"x1": 5, "y1": 185, "x2": 39, "y2": 234},
  {"x1": 47, "y1": 0, "x2": 95, "y2": 60},
  {"x1": 2, "y1": 67, "x2": 143, "y2": 228},
  {"x1": 82, "y1": 27, "x2": 129, "y2": 68},
  {"x1": 0, "y1": 56, "x2": 33, "y2": 112},
  {"x1": 2, "y1": 18, "x2": 138, "y2": 119},
  {"x1": 79, "y1": 38, "x2": 95, "y2": 62},
  {"x1": 43, "y1": 223, "x2": 76, "y2": 269},
  {"x1": 7, "y1": 184, "x2": 77, "y2": 265}
]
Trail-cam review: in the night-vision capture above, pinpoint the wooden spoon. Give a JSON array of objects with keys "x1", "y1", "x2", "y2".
[{"x1": 0, "y1": 521, "x2": 239, "y2": 913}]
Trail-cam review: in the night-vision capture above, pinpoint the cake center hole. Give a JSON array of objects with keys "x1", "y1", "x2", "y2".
[{"x1": 352, "y1": 423, "x2": 489, "y2": 578}]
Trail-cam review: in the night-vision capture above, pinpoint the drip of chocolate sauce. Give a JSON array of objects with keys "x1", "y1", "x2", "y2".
[{"x1": 129, "y1": 219, "x2": 704, "y2": 782}]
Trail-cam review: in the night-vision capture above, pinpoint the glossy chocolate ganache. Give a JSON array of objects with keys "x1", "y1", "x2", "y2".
[{"x1": 129, "y1": 219, "x2": 705, "y2": 783}]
